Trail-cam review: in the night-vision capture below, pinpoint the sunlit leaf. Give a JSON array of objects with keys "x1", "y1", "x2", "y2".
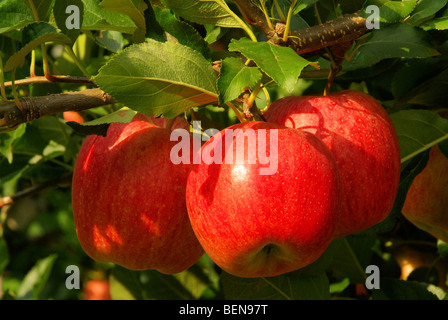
[
  {"x1": 4, "y1": 22, "x2": 72, "y2": 72},
  {"x1": 93, "y1": 39, "x2": 219, "y2": 118},
  {"x1": 161, "y1": 0, "x2": 242, "y2": 28},
  {"x1": 229, "y1": 38, "x2": 310, "y2": 93}
]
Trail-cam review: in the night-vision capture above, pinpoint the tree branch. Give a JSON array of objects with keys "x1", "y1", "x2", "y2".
[
  {"x1": 269, "y1": 13, "x2": 368, "y2": 55},
  {"x1": 3, "y1": 76, "x2": 94, "y2": 88},
  {"x1": 0, "y1": 173, "x2": 73, "y2": 208},
  {"x1": 0, "y1": 2, "x2": 370, "y2": 129},
  {"x1": 233, "y1": 0, "x2": 369, "y2": 55},
  {"x1": 232, "y1": 0, "x2": 274, "y2": 35},
  {"x1": 0, "y1": 88, "x2": 116, "y2": 128}
]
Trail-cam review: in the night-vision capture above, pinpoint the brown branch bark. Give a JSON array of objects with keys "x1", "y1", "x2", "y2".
[
  {"x1": 3, "y1": 76, "x2": 94, "y2": 88},
  {"x1": 269, "y1": 13, "x2": 369, "y2": 55},
  {"x1": 0, "y1": 2, "x2": 370, "y2": 129},
  {"x1": 232, "y1": 0, "x2": 274, "y2": 35},
  {"x1": 0, "y1": 88, "x2": 116, "y2": 128},
  {"x1": 233, "y1": 0, "x2": 369, "y2": 55}
]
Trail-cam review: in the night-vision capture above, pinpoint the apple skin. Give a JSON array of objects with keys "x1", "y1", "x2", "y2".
[
  {"x1": 401, "y1": 145, "x2": 448, "y2": 243},
  {"x1": 63, "y1": 111, "x2": 85, "y2": 124},
  {"x1": 72, "y1": 114, "x2": 204, "y2": 273},
  {"x1": 186, "y1": 121, "x2": 342, "y2": 278},
  {"x1": 83, "y1": 280, "x2": 112, "y2": 300},
  {"x1": 264, "y1": 90, "x2": 401, "y2": 238}
]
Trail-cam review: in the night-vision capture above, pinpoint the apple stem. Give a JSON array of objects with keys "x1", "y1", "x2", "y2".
[
  {"x1": 260, "y1": 86, "x2": 271, "y2": 113},
  {"x1": 30, "y1": 50, "x2": 37, "y2": 78},
  {"x1": 259, "y1": 0, "x2": 275, "y2": 31},
  {"x1": 165, "y1": 117, "x2": 176, "y2": 130},
  {"x1": 226, "y1": 102, "x2": 246, "y2": 123},
  {"x1": 241, "y1": 82, "x2": 266, "y2": 121},
  {"x1": 11, "y1": 69, "x2": 24, "y2": 116},
  {"x1": 324, "y1": 66, "x2": 338, "y2": 96},
  {"x1": 282, "y1": 0, "x2": 298, "y2": 42},
  {"x1": 273, "y1": 0, "x2": 286, "y2": 23}
]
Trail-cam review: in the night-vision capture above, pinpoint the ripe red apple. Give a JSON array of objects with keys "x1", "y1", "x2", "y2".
[
  {"x1": 63, "y1": 111, "x2": 85, "y2": 123},
  {"x1": 83, "y1": 280, "x2": 112, "y2": 300},
  {"x1": 264, "y1": 90, "x2": 401, "y2": 238},
  {"x1": 72, "y1": 114, "x2": 204, "y2": 273},
  {"x1": 186, "y1": 121, "x2": 342, "y2": 278},
  {"x1": 401, "y1": 145, "x2": 448, "y2": 243}
]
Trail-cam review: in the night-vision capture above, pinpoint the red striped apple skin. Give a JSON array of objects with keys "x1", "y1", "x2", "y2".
[
  {"x1": 264, "y1": 90, "x2": 401, "y2": 238},
  {"x1": 186, "y1": 121, "x2": 342, "y2": 278},
  {"x1": 72, "y1": 115, "x2": 204, "y2": 273}
]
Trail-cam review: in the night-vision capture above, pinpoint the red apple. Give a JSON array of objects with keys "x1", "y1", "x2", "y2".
[
  {"x1": 63, "y1": 111, "x2": 85, "y2": 123},
  {"x1": 186, "y1": 121, "x2": 342, "y2": 278},
  {"x1": 264, "y1": 90, "x2": 401, "y2": 238},
  {"x1": 401, "y1": 145, "x2": 448, "y2": 243},
  {"x1": 83, "y1": 280, "x2": 112, "y2": 300},
  {"x1": 72, "y1": 114, "x2": 204, "y2": 273}
]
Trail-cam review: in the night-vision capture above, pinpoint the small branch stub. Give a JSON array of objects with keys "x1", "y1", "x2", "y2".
[
  {"x1": 0, "y1": 88, "x2": 116, "y2": 128},
  {"x1": 269, "y1": 13, "x2": 369, "y2": 56}
]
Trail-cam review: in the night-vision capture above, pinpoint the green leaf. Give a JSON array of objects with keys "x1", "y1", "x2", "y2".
[
  {"x1": 420, "y1": 16, "x2": 448, "y2": 30},
  {"x1": 4, "y1": 22, "x2": 72, "y2": 72},
  {"x1": 330, "y1": 277, "x2": 351, "y2": 294},
  {"x1": 0, "y1": 155, "x2": 33, "y2": 187},
  {"x1": 100, "y1": 0, "x2": 146, "y2": 30},
  {"x1": 371, "y1": 278, "x2": 439, "y2": 300},
  {"x1": 221, "y1": 272, "x2": 330, "y2": 300},
  {"x1": 0, "y1": 0, "x2": 33, "y2": 34},
  {"x1": 439, "y1": 139, "x2": 448, "y2": 159},
  {"x1": 154, "y1": 7, "x2": 210, "y2": 58},
  {"x1": 42, "y1": 140, "x2": 66, "y2": 158},
  {"x1": 204, "y1": 25, "x2": 225, "y2": 45},
  {"x1": 228, "y1": 38, "x2": 310, "y2": 93},
  {"x1": 437, "y1": 240, "x2": 448, "y2": 259},
  {"x1": 26, "y1": 0, "x2": 56, "y2": 21},
  {"x1": 143, "y1": 0, "x2": 165, "y2": 41},
  {"x1": 0, "y1": 124, "x2": 26, "y2": 164},
  {"x1": 99, "y1": 0, "x2": 146, "y2": 41},
  {"x1": 330, "y1": 235, "x2": 377, "y2": 283},
  {"x1": 140, "y1": 270, "x2": 196, "y2": 300},
  {"x1": 293, "y1": 0, "x2": 319, "y2": 15},
  {"x1": 15, "y1": 116, "x2": 72, "y2": 154},
  {"x1": 218, "y1": 57, "x2": 262, "y2": 104},
  {"x1": 293, "y1": 237, "x2": 344, "y2": 276},
  {"x1": 95, "y1": 30, "x2": 125, "y2": 53},
  {"x1": 161, "y1": 0, "x2": 242, "y2": 28},
  {"x1": 396, "y1": 67, "x2": 448, "y2": 108},
  {"x1": 391, "y1": 59, "x2": 441, "y2": 101},
  {"x1": 66, "y1": 107, "x2": 137, "y2": 136},
  {"x1": 81, "y1": 0, "x2": 137, "y2": 34},
  {"x1": 17, "y1": 254, "x2": 58, "y2": 300},
  {"x1": 109, "y1": 266, "x2": 144, "y2": 300},
  {"x1": 390, "y1": 109, "x2": 448, "y2": 164},
  {"x1": 339, "y1": 0, "x2": 367, "y2": 14},
  {"x1": 93, "y1": 40, "x2": 219, "y2": 118},
  {"x1": 172, "y1": 265, "x2": 210, "y2": 299},
  {"x1": 0, "y1": 238, "x2": 9, "y2": 273},
  {"x1": 345, "y1": 24, "x2": 440, "y2": 70},
  {"x1": 361, "y1": 0, "x2": 417, "y2": 23},
  {"x1": 407, "y1": 0, "x2": 448, "y2": 26},
  {"x1": 53, "y1": 0, "x2": 84, "y2": 42}
]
